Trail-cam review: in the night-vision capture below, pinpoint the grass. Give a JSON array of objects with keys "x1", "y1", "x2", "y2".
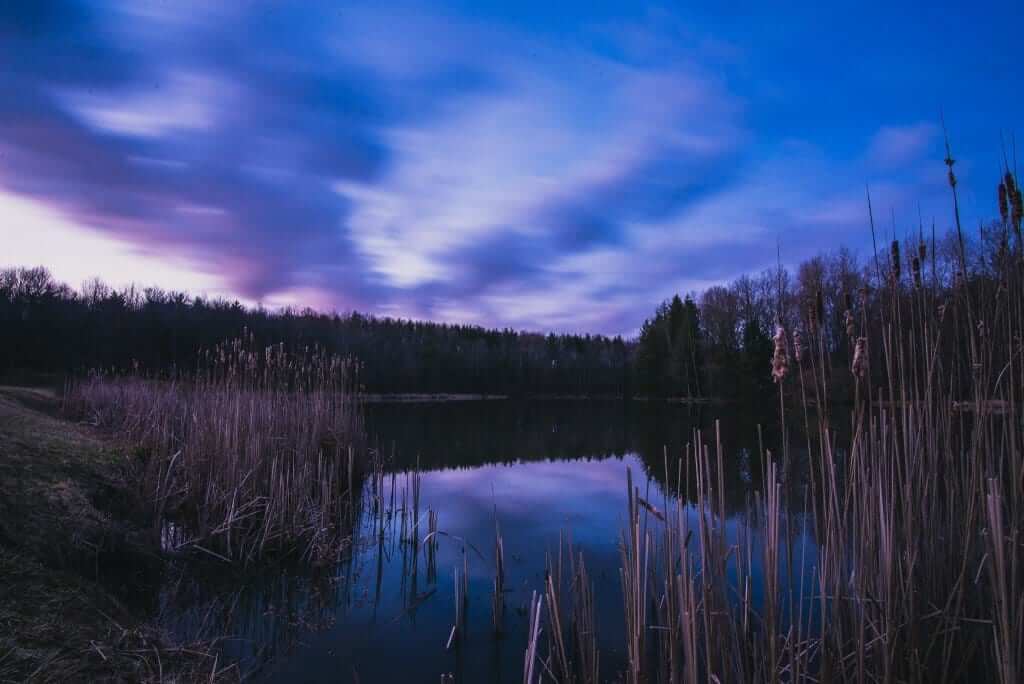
[
  {"x1": 0, "y1": 388, "x2": 235, "y2": 682},
  {"x1": 0, "y1": 385, "x2": 168, "y2": 594},
  {"x1": 0, "y1": 548, "x2": 237, "y2": 683}
]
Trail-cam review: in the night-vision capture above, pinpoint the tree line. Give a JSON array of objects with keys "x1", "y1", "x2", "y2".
[
  {"x1": 1, "y1": 217, "x2": 1013, "y2": 399},
  {"x1": 633, "y1": 218, "x2": 1018, "y2": 401},
  {"x1": 0, "y1": 268, "x2": 630, "y2": 396}
]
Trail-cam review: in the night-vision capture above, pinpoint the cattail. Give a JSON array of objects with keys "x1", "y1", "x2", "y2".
[
  {"x1": 945, "y1": 153, "x2": 957, "y2": 188},
  {"x1": 911, "y1": 256, "x2": 922, "y2": 288},
  {"x1": 890, "y1": 240, "x2": 901, "y2": 281},
  {"x1": 851, "y1": 336, "x2": 867, "y2": 378},
  {"x1": 844, "y1": 291, "x2": 853, "y2": 312},
  {"x1": 844, "y1": 309, "x2": 856, "y2": 338},
  {"x1": 808, "y1": 304, "x2": 818, "y2": 331},
  {"x1": 859, "y1": 284, "x2": 869, "y2": 305},
  {"x1": 771, "y1": 325, "x2": 789, "y2": 384},
  {"x1": 1003, "y1": 172, "x2": 1022, "y2": 237},
  {"x1": 1013, "y1": 188, "x2": 1023, "y2": 231},
  {"x1": 793, "y1": 330, "x2": 804, "y2": 364}
]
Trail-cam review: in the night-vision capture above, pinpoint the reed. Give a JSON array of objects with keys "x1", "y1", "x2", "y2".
[
  {"x1": 427, "y1": 508, "x2": 440, "y2": 585},
  {"x1": 447, "y1": 551, "x2": 469, "y2": 650},
  {"x1": 523, "y1": 591, "x2": 544, "y2": 684},
  {"x1": 493, "y1": 518, "x2": 505, "y2": 635},
  {"x1": 620, "y1": 467, "x2": 650, "y2": 684},
  {"x1": 568, "y1": 549, "x2": 599, "y2": 684},
  {"x1": 595, "y1": 159, "x2": 1024, "y2": 683},
  {"x1": 64, "y1": 332, "x2": 364, "y2": 566},
  {"x1": 545, "y1": 546, "x2": 572, "y2": 683}
]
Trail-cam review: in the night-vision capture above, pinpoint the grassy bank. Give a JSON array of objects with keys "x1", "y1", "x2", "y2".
[{"x1": 0, "y1": 387, "x2": 231, "y2": 682}]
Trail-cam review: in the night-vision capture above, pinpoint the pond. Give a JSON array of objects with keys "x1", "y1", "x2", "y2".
[{"x1": 159, "y1": 399, "x2": 810, "y2": 682}]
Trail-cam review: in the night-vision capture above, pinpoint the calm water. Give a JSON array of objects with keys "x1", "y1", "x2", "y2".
[{"x1": 160, "y1": 400, "x2": 805, "y2": 682}]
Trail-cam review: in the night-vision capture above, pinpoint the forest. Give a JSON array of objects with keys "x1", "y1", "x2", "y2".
[
  {"x1": 0, "y1": 220, "x2": 1005, "y2": 399},
  {"x1": 0, "y1": 268, "x2": 630, "y2": 396}
]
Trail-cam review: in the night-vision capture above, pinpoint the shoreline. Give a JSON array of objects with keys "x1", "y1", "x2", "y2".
[
  {"x1": 0, "y1": 386, "x2": 227, "y2": 681},
  {"x1": 360, "y1": 392, "x2": 726, "y2": 404}
]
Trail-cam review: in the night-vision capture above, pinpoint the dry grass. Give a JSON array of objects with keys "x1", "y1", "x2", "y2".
[
  {"x1": 64, "y1": 332, "x2": 364, "y2": 566},
  {"x1": 621, "y1": 171, "x2": 1022, "y2": 683},
  {"x1": 0, "y1": 389, "x2": 237, "y2": 683},
  {"x1": 0, "y1": 547, "x2": 238, "y2": 683},
  {"x1": 522, "y1": 163, "x2": 1024, "y2": 682}
]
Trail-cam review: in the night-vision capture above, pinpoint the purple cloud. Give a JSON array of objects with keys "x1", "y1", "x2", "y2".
[{"x1": 0, "y1": 2, "x2": 1000, "y2": 335}]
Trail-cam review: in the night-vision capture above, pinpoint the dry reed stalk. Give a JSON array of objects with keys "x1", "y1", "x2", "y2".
[
  {"x1": 545, "y1": 550, "x2": 571, "y2": 683},
  {"x1": 620, "y1": 467, "x2": 649, "y2": 684},
  {"x1": 446, "y1": 553, "x2": 469, "y2": 651},
  {"x1": 523, "y1": 591, "x2": 544, "y2": 684},
  {"x1": 66, "y1": 333, "x2": 363, "y2": 565},
  {"x1": 584, "y1": 150, "x2": 1024, "y2": 684},
  {"x1": 492, "y1": 518, "x2": 505, "y2": 636},
  {"x1": 427, "y1": 508, "x2": 439, "y2": 585},
  {"x1": 569, "y1": 551, "x2": 599, "y2": 684}
]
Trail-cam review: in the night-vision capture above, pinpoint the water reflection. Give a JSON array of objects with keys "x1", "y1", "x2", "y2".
[
  {"x1": 366, "y1": 400, "x2": 782, "y2": 513},
  {"x1": 159, "y1": 399, "x2": 812, "y2": 682}
]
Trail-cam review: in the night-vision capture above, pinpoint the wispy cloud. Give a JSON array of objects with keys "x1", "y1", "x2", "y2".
[
  {"x1": 866, "y1": 122, "x2": 940, "y2": 170},
  {"x1": 0, "y1": 1, "x2": 1014, "y2": 334}
]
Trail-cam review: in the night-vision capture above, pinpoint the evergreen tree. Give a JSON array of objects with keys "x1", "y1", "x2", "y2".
[{"x1": 739, "y1": 316, "x2": 772, "y2": 397}]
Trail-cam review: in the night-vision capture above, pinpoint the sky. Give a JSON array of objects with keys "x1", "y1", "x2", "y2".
[{"x1": 1, "y1": 1, "x2": 1021, "y2": 335}]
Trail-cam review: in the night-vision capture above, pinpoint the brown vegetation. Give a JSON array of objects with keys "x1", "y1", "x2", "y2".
[
  {"x1": 0, "y1": 388, "x2": 235, "y2": 682},
  {"x1": 523, "y1": 162, "x2": 1024, "y2": 682},
  {"x1": 64, "y1": 332, "x2": 365, "y2": 566}
]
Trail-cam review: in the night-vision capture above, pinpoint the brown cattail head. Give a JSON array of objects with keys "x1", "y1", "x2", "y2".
[
  {"x1": 851, "y1": 336, "x2": 867, "y2": 378},
  {"x1": 890, "y1": 240, "x2": 901, "y2": 281},
  {"x1": 807, "y1": 304, "x2": 818, "y2": 331},
  {"x1": 793, "y1": 330, "x2": 804, "y2": 364},
  {"x1": 999, "y1": 182, "x2": 1009, "y2": 223},
  {"x1": 844, "y1": 291, "x2": 853, "y2": 312},
  {"x1": 771, "y1": 325, "x2": 789, "y2": 384},
  {"x1": 1006, "y1": 173, "x2": 1023, "y2": 230},
  {"x1": 911, "y1": 256, "x2": 922, "y2": 288}
]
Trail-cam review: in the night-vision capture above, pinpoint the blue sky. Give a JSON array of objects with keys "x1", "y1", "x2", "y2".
[{"x1": 1, "y1": 1, "x2": 1020, "y2": 334}]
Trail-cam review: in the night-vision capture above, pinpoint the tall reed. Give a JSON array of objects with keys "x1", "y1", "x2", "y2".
[
  {"x1": 65, "y1": 332, "x2": 364, "y2": 565},
  {"x1": 594, "y1": 161, "x2": 1024, "y2": 682}
]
